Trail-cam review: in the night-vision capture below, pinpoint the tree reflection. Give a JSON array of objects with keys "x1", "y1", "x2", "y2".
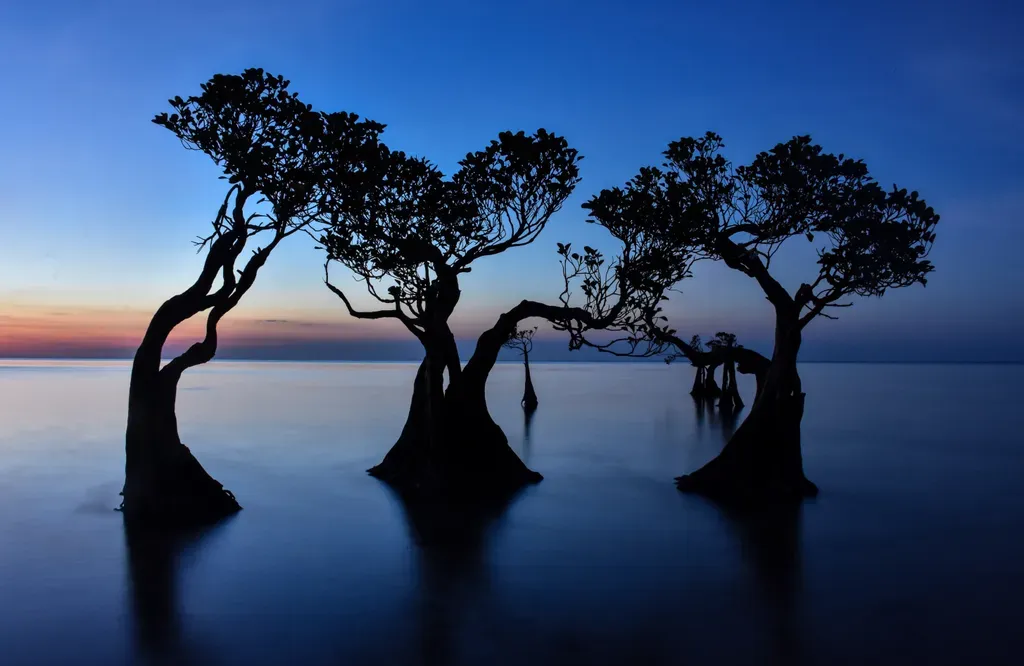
[{"x1": 123, "y1": 518, "x2": 228, "y2": 666}]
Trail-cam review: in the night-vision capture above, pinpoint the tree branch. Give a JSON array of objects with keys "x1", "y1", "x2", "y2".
[
  {"x1": 716, "y1": 235, "x2": 794, "y2": 310},
  {"x1": 323, "y1": 262, "x2": 425, "y2": 340},
  {"x1": 161, "y1": 231, "x2": 283, "y2": 383}
]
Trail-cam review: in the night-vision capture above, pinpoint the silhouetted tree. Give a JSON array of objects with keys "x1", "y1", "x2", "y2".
[
  {"x1": 707, "y1": 332, "x2": 744, "y2": 412},
  {"x1": 703, "y1": 358, "x2": 724, "y2": 398},
  {"x1": 665, "y1": 331, "x2": 771, "y2": 403},
  {"x1": 122, "y1": 69, "x2": 383, "y2": 525},
  {"x1": 320, "y1": 130, "x2": 684, "y2": 498},
  {"x1": 683, "y1": 335, "x2": 708, "y2": 396},
  {"x1": 503, "y1": 325, "x2": 538, "y2": 412},
  {"x1": 584, "y1": 132, "x2": 938, "y2": 502}
]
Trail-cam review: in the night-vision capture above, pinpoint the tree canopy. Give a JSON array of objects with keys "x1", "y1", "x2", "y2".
[
  {"x1": 145, "y1": 69, "x2": 385, "y2": 380},
  {"x1": 503, "y1": 325, "x2": 537, "y2": 357},
  {"x1": 582, "y1": 132, "x2": 939, "y2": 329},
  {"x1": 318, "y1": 129, "x2": 582, "y2": 342}
]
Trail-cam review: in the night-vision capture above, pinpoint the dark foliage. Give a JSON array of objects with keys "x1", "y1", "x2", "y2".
[
  {"x1": 319, "y1": 129, "x2": 581, "y2": 339},
  {"x1": 503, "y1": 325, "x2": 536, "y2": 357},
  {"x1": 584, "y1": 132, "x2": 938, "y2": 327}
]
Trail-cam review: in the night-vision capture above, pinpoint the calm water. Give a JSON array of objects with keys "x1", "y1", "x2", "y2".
[{"x1": 0, "y1": 360, "x2": 1022, "y2": 666}]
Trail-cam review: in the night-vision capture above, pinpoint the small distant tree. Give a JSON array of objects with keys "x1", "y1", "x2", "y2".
[
  {"x1": 584, "y1": 132, "x2": 938, "y2": 502},
  {"x1": 503, "y1": 325, "x2": 538, "y2": 412},
  {"x1": 664, "y1": 332, "x2": 770, "y2": 404},
  {"x1": 320, "y1": 130, "x2": 684, "y2": 498},
  {"x1": 122, "y1": 69, "x2": 384, "y2": 525},
  {"x1": 706, "y1": 332, "x2": 743, "y2": 412},
  {"x1": 682, "y1": 335, "x2": 707, "y2": 396}
]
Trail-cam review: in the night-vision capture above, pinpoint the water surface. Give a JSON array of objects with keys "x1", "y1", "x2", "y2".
[{"x1": 1, "y1": 361, "x2": 1022, "y2": 665}]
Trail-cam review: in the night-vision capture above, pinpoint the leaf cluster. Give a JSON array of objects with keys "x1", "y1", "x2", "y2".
[
  {"x1": 154, "y1": 68, "x2": 385, "y2": 235},
  {"x1": 503, "y1": 325, "x2": 537, "y2": 355},
  {"x1": 319, "y1": 129, "x2": 582, "y2": 328},
  {"x1": 582, "y1": 132, "x2": 939, "y2": 326}
]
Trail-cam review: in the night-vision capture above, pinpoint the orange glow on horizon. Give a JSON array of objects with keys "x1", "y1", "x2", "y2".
[
  {"x1": 0, "y1": 304, "x2": 412, "y2": 357},
  {"x1": 0, "y1": 300, "x2": 547, "y2": 357}
]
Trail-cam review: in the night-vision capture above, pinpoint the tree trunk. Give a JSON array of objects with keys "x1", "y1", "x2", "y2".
[
  {"x1": 718, "y1": 361, "x2": 734, "y2": 411},
  {"x1": 443, "y1": 321, "x2": 543, "y2": 496},
  {"x1": 121, "y1": 345, "x2": 240, "y2": 526},
  {"x1": 676, "y1": 316, "x2": 817, "y2": 504},
  {"x1": 368, "y1": 322, "x2": 541, "y2": 499},
  {"x1": 521, "y1": 352, "x2": 539, "y2": 413},
  {"x1": 704, "y1": 363, "x2": 723, "y2": 398},
  {"x1": 368, "y1": 277, "x2": 461, "y2": 494},
  {"x1": 367, "y1": 351, "x2": 446, "y2": 490},
  {"x1": 719, "y1": 359, "x2": 744, "y2": 412},
  {"x1": 690, "y1": 366, "x2": 706, "y2": 397},
  {"x1": 729, "y1": 362, "x2": 745, "y2": 409}
]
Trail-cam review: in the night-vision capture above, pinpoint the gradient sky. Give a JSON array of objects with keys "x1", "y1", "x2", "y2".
[{"x1": 1, "y1": 0, "x2": 1022, "y2": 361}]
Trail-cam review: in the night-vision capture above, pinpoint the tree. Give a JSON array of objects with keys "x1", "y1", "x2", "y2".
[
  {"x1": 320, "y1": 130, "x2": 685, "y2": 498},
  {"x1": 706, "y1": 332, "x2": 744, "y2": 412},
  {"x1": 584, "y1": 132, "x2": 938, "y2": 503},
  {"x1": 684, "y1": 335, "x2": 708, "y2": 396},
  {"x1": 121, "y1": 69, "x2": 384, "y2": 525},
  {"x1": 503, "y1": 325, "x2": 539, "y2": 412},
  {"x1": 662, "y1": 332, "x2": 771, "y2": 404}
]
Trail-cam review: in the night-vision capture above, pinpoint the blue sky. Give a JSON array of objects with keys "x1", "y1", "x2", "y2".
[{"x1": 0, "y1": 0, "x2": 1021, "y2": 360}]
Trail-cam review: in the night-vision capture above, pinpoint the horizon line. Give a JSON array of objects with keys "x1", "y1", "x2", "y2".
[{"x1": 1, "y1": 356, "x2": 1022, "y2": 366}]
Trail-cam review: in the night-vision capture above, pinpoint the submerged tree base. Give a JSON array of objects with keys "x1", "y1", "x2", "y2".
[
  {"x1": 367, "y1": 361, "x2": 544, "y2": 500},
  {"x1": 676, "y1": 393, "x2": 818, "y2": 505},
  {"x1": 367, "y1": 420, "x2": 543, "y2": 501},
  {"x1": 121, "y1": 441, "x2": 241, "y2": 527},
  {"x1": 368, "y1": 447, "x2": 543, "y2": 501},
  {"x1": 675, "y1": 466, "x2": 818, "y2": 505}
]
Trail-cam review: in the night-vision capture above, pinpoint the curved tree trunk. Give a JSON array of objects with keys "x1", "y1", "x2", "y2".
[
  {"x1": 369, "y1": 321, "x2": 540, "y2": 498},
  {"x1": 729, "y1": 362, "x2": 745, "y2": 409},
  {"x1": 444, "y1": 318, "x2": 543, "y2": 496},
  {"x1": 121, "y1": 217, "x2": 276, "y2": 526},
  {"x1": 734, "y1": 350, "x2": 769, "y2": 403},
  {"x1": 676, "y1": 316, "x2": 817, "y2": 503},
  {"x1": 368, "y1": 274, "x2": 472, "y2": 494},
  {"x1": 718, "y1": 359, "x2": 744, "y2": 412},
  {"x1": 122, "y1": 339, "x2": 240, "y2": 526},
  {"x1": 370, "y1": 297, "x2": 607, "y2": 498},
  {"x1": 367, "y1": 351, "x2": 446, "y2": 490},
  {"x1": 521, "y1": 352, "x2": 539, "y2": 413},
  {"x1": 704, "y1": 363, "x2": 723, "y2": 398},
  {"x1": 718, "y1": 361, "x2": 734, "y2": 411}
]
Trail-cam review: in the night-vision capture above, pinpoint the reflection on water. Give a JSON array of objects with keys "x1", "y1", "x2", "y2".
[
  {"x1": 2, "y1": 361, "x2": 1024, "y2": 665},
  {"x1": 722, "y1": 503, "x2": 805, "y2": 666},
  {"x1": 522, "y1": 408, "x2": 535, "y2": 465},
  {"x1": 125, "y1": 520, "x2": 230, "y2": 666},
  {"x1": 399, "y1": 492, "x2": 514, "y2": 666},
  {"x1": 719, "y1": 403, "x2": 741, "y2": 440},
  {"x1": 690, "y1": 394, "x2": 742, "y2": 441}
]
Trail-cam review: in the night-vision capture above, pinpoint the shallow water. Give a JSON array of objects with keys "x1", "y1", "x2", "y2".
[{"x1": 0, "y1": 360, "x2": 1022, "y2": 666}]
